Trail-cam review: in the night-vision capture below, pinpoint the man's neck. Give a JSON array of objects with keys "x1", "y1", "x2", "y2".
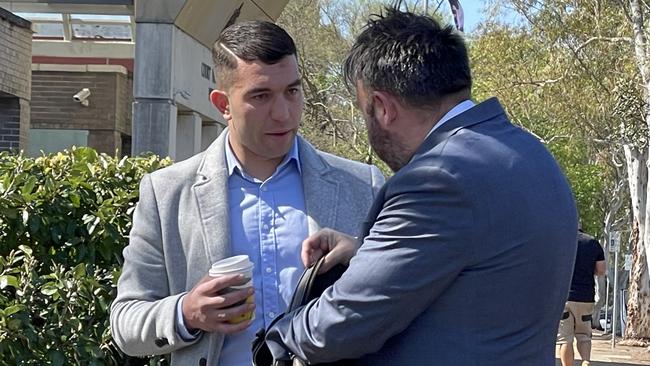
[
  {"x1": 397, "y1": 95, "x2": 471, "y2": 163},
  {"x1": 227, "y1": 141, "x2": 284, "y2": 181},
  {"x1": 239, "y1": 156, "x2": 284, "y2": 181}
]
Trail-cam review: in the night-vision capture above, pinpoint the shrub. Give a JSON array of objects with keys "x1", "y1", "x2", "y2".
[{"x1": 0, "y1": 148, "x2": 171, "y2": 365}]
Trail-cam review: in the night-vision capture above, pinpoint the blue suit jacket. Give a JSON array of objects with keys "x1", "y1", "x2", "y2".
[{"x1": 267, "y1": 98, "x2": 578, "y2": 365}]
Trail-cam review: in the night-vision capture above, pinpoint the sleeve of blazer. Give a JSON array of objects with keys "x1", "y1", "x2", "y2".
[
  {"x1": 266, "y1": 165, "x2": 475, "y2": 363},
  {"x1": 110, "y1": 174, "x2": 200, "y2": 356}
]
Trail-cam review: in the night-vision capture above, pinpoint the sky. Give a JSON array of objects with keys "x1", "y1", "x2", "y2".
[
  {"x1": 432, "y1": 0, "x2": 489, "y2": 33},
  {"x1": 458, "y1": 0, "x2": 487, "y2": 33}
]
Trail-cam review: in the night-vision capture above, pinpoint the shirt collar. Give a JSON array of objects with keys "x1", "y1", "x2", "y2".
[
  {"x1": 224, "y1": 132, "x2": 301, "y2": 178},
  {"x1": 425, "y1": 99, "x2": 476, "y2": 138}
]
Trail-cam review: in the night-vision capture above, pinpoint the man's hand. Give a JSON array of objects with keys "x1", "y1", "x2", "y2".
[
  {"x1": 302, "y1": 228, "x2": 359, "y2": 274},
  {"x1": 182, "y1": 273, "x2": 255, "y2": 333}
]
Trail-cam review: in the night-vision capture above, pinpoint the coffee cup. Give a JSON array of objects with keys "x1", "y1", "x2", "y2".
[{"x1": 209, "y1": 255, "x2": 255, "y2": 324}]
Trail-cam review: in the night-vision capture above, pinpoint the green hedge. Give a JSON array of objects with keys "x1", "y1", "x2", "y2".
[{"x1": 0, "y1": 148, "x2": 171, "y2": 365}]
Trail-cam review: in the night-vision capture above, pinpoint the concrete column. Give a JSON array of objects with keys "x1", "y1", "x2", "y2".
[
  {"x1": 132, "y1": 22, "x2": 176, "y2": 158},
  {"x1": 201, "y1": 122, "x2": 224, "y2": 151},
  {"x1": 176, "y1": 112, "x2": 202, "y2": 161},
  {"x1": 132, "y1": 99, "x2": 177, "y2": 159}
]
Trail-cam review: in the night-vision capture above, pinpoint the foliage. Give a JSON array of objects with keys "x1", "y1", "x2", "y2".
[
  {"x1": 0, "y1": 148, "x2": 171, "y2": 365},
  {"x1": 471, "y1": 1, "x2": 636, "y2": 237}
]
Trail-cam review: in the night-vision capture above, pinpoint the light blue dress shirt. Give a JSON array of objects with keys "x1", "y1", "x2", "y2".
[
  {"x1": 175, "y1": 134, "x2": 309, "y2": 365},
  {"x1": 426, "y1": 99, "x2": 476, "y2": 137}
]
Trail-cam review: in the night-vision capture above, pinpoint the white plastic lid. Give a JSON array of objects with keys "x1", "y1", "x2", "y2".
[{"x1": 209, "y1": 255, "x2": 254, "y2": 275}]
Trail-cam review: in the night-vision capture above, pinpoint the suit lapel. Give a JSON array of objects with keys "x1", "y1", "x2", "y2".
[
  {"x1": 298, "y1": 136, "x2": 339, "y2": 235},
  {"x1": 193, "y1": 130, "x2": 232, "y2": 266}
]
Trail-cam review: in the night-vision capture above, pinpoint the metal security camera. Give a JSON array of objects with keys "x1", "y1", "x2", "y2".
[{"x1": 73, "y1": 88, "x2": 91, "y2": 107}]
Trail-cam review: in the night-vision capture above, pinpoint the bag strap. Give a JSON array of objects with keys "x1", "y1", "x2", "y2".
[{"x1": 288, "y1": 257, "x2": 326, "y2": 311}]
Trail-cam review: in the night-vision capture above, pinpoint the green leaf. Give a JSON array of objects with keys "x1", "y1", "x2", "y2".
[
  {"x1": 4, "y1": 208, "x2": 17, "y2": 219},
  {"x1": 4, "y1": 304, "x2": 25, "y2": 316},
  {"x1": 48, "y1": 350, "x2": 65, "y2": 366},
  {"x1": 0, "y1": 275, "x2": 18, "y2": 289},
  {"x1": 18, "y1": 245, "x2": 33, "y2": 255},
  {"x1": 69, "y1": 192, "x2": 81, "y2": 207},
  {"x1": 21, "y1": 175, "x2": 37, "y2": 195},
  {"x1": 7, "y1": 318, "x2": 22, "y2": 330},
  {"x1": 41, "y1": 284, "x2": 58, "y2": 296},
  {"x1": 73, "y1": 264, "x2": 86, "y2": 279}
]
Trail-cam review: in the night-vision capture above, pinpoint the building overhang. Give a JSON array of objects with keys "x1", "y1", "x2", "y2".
[{"x1": 1, "y1": 0, "x2": 289, "y2": 48}]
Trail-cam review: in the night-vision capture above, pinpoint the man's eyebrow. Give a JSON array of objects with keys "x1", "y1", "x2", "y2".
[
  {"x1": 244, "y1": 79, "x2": 302, "y2": 96},
  {"x1": 245, "y1": 87, "x2": 271, "y2": 96},
  {"x1": 287, "y1": 79, "x2": 302, "y2": 88}
]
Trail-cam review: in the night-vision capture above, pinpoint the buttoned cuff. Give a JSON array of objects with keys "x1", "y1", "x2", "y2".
[{"x1": 175, "y1": 294, "x2": 202, "y2": 341}]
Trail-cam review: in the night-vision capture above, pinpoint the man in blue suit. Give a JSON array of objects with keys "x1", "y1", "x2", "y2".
[{"x1": 266, "y1": 7, "x2": 578, "y2": 365}]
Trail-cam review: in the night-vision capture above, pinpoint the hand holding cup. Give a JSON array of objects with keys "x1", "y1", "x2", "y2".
[{"x1": 182, "y1": 255, "x2": 255, "y2": 334}]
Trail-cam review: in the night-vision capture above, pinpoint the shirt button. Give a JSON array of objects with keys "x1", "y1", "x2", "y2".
[
  {"x1": 268, "y1": 312, "x2": 276, "y2": 318},
  {"x1": 266, "y1": 267, "x2": 273, "y2": 273},
  {"x1": 261, "y1": 186, "x2": 267, "y2": 192},
  {"x1": 263, "y1": 224, "x2": 269, "y2": 230}
]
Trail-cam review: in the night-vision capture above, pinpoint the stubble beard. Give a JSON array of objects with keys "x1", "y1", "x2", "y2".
[{"x1": 365, "y1": 102, "x2": 410, "y2": 172}]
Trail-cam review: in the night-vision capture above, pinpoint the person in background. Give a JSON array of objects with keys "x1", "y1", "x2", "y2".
[{"x1": 557, "y1": 227, "x2": 607, "y2": 366}]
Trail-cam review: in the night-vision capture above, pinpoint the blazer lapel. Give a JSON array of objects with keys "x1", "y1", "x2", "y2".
[
  {"x1": 298, "y1": 136, "x2": 339, "y2": 235},
  {"x1": 192, "y1": 130, "x2": 232, "y2": 266}
]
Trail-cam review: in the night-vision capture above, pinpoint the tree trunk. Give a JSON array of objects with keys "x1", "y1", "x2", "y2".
[
  {"x1": 626, "y1": 219, "x2": 650, "y2": 338},
  {"x1": 625, "y1": 0, "x2": 650, "y2": 339}
]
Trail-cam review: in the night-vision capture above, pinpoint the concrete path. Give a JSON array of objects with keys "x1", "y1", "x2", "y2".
[{"x1": 556, "y1": 331, "x2": 650, "y2": 366}]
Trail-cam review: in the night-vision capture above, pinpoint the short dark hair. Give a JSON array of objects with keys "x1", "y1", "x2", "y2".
[
  {"x1": 343, "y1": 7, "x2": 471, "y2": 107},
  {"x1": 212, "y1": 20, "x2": 297, "y2": 88}
]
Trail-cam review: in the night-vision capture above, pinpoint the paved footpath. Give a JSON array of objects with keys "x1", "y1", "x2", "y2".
[{"x1": 556, "y1": 331, "x2": 650, "y2": 366}]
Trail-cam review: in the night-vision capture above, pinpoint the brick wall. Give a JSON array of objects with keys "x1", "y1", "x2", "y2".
[
  {"x1": 0, "y1": 97, "x2": 20, "y2": 151},
  {"x1": 31, "y1": 71, "x2": 133, "y2": 155},
  {"x1": 0, "y1": 8, "x2": 32, "y2": 152},
  {"x1": 88, "y1": 130, "x2": 121, "y2": 156},
  {"x1": 0, "y1": 8, "x2": 32, "y2": 100}
]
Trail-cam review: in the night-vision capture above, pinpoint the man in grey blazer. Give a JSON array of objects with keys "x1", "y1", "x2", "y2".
[
  {"x1": 110, "y1": 21, "x2": 383, "y2": 365},
  {"x1": 266, "y1": 7, "x2": 578, "y2": 365}
]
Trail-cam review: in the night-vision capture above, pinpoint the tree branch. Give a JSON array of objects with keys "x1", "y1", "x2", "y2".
[{"x1": 573, "y1": 36, "x2": 633, "y2": 54}]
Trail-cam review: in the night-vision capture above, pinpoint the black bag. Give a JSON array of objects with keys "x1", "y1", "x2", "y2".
[{"x1": 252, "y1": 257, "x2": 350, "y2": 366}]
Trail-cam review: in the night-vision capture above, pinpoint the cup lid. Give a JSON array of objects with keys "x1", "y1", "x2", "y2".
[{"x1": 210, "y1": 255, "x2": 254, "y2": 274}]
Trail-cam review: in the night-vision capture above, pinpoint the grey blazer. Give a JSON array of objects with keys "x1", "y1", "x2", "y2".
[
  {"x1": 110, "y1": 131, "x2": 384, "y2": 365},
  {"x1": 267, "y1": 98, "x2": 578, "y2": 365}
]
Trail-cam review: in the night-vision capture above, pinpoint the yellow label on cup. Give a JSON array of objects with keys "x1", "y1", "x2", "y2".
[{"x1": 228, "y1": 294, "x2": 255, "y2": 324}]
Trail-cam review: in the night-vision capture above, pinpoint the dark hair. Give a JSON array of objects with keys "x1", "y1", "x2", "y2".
[
  {"x1": 212, "y1": 20, "x2": 297, "y2": 88},
  {"x1": 343, "y1": 7, "x2": 471, "y2": 107}
]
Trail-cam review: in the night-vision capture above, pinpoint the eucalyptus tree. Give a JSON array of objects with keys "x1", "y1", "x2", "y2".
[{"x1": 475, "y1": 0, "x2": 648, "y2": 338}]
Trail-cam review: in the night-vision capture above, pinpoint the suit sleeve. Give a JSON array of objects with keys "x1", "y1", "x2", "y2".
[
  {"x1": 266, "y1": 166, "x2": 475, "y2": 363},
  {"x1": 110, "y1": 174, "x2": 200, "y2": 356}
]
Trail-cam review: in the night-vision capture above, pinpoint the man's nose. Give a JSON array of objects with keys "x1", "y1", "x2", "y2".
[{"x1": 270, "y1": 96, "x2": 290, "y2": 121}]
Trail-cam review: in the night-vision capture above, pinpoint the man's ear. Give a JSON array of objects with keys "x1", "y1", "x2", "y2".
[
  {"x1": 371, "y1": 91, "x2": 398, "y2": 129},
  {"x1": 210, "y1": 89, "x2": 231, "y2": 120}
]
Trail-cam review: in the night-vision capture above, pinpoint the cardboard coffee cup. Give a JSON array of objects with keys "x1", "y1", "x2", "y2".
[{"x1": 209, "y1": 255, "x2": 255, "y2": 324}]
